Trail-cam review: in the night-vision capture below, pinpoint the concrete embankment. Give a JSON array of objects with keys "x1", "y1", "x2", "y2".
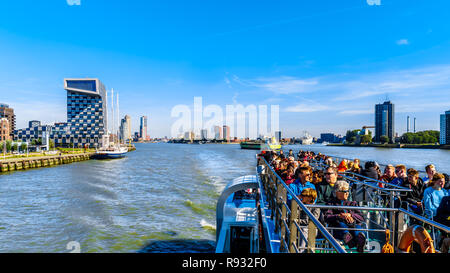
[{"x1": 0, "y1": 153, "x2": 94, "y2": 173}]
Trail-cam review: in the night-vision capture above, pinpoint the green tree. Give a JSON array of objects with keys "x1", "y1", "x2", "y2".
[
  {"x1": 6, "y1": 140, "x2": 12, "y2": 152},
  {"x1": 345, "y1": 130, "x2": 360, "y2": 144},
  {"x1": 20, "y1": 143, "x2": 27, "y2": 152},
  {"x1": 380, "y1": 135, "x2": 389, "y2": 144},
  {"x1": 360, "y1": 134, "x2": 372, "y2": 144}
]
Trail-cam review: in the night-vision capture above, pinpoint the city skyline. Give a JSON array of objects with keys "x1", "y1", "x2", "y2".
[{"x1": 1, "y1": 1, "x2": 450, "y2": 137}]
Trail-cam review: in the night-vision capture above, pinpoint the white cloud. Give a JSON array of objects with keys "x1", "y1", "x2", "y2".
[
  {"x1": 233, "y1": 75, "x2": 319, "y2": 94},
  {"x1": 285, "y1": 102, "x2": 329, "y2": 113},
  {"x1": 396, "y1": 39, "x2": 409, "y2": 45}
]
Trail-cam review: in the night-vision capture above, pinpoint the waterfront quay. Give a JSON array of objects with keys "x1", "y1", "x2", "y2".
[{"x1": 0, "y1": 153, "x2": 94, "y2": 173}]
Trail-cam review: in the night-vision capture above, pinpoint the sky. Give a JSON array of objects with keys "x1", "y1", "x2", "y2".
[{"x1": 0, "y1": 0, "x2": 450, "y2": 138}]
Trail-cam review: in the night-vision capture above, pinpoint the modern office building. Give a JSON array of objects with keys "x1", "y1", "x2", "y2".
[
  {"x1": 441, "y1": 111, "x2": 450, "y2": 145},
  {"x1": 63, "y1": 78, "x2": 108, "y2": 147},
  {"x1": 320, "y1": 133, "x2": 341, "y2": 143},
  {"x1": 214, "y1": 125, "x2": 222, "y2": 140},
  {"x1": 375, "y1": 101, "x2": 395, "y2": 142},
  {"x1": 275, "y1": 131, "x2": 282, "y2": 142},
  {"x1": 125, "y1": 115, "x2": 131, "y2": 140},
  {"x1": 201, "y1": 129, "x2": 208, "y2": 140},
  {"x1": 29, "y1": 120, "x2": 41, "y2": 128},
  {"x1": 0, "y1": 118, "x2": 10, "y2": 141},
  {"x1": 15, "y1": 78, "x2": 108, "y2": 148},
  {"x1": 223, "y1": 125, "x2": 230, "y2": 142},
  {"x1": 119, "y1": 115, "x2": 132, "y2": 142},
  {"x1": 0, "y1": 103, "x2": 15, "y2": 138},
  {"x1": 140, "y1": 116, "x2": 148, "y2": 140}
]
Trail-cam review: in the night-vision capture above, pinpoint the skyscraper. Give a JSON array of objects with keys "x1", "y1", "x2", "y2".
[
  {"x1": 0, "y1": 103, "x2": 15, "y2": 138},
  {"x1": 140, "y1": 116, "x2": 148, "y2": 140},
  {"x1": 119, "y1": 115, "x2": 132, "y2": 142},
  {"x1": 223, "y1": 125, "x2": 230, "y2": 142},
  {"x1": 441, "y1": 111, "x2": 450, "y2": 145},
  {"x1": 375, "y1": 101, "x2": 395, "y2": 142},
  {"x1": 214, "y1": 126, "x2": 222, "y2": 140}
]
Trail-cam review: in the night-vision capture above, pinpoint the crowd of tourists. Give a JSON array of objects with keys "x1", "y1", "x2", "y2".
[{"x1": 259, "y1": 149, "x2": 450, "y2": 253}]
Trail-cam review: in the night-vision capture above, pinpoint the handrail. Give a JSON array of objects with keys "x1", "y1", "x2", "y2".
[
  {"x1": 258, "y1": 156, "x2": 346, "y2": 253},
  {"x1": 259, "y1": 154, "x2": 449, "y2": 253}
]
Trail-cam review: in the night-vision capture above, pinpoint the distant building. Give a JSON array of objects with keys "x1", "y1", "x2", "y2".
[
  {"x1": 14, "y1": 78, "x2": 108, "y2": 148},
  {"x1": 140, "y1": 116, "x2": 148, "y2": 140},
  {"x1": 441, "y1": 110, "x2": 450, "y2": 145},
  {"x1": 0, "y1": 118, "x2": 10, "y2": 141},
  {"x1": 320, "y1": 133, "x2": 340, "y2": 143},
  {"x1": 119, "y1": 115, "x2": 132, "y2": 142},
  {"x1": 223, "y1": 125, "x2": 230, "y2": 142},
  {"x1": 201, "y1": 129, "x2": 208, "y2": 140},
  {"x1": 0, "y1": 103, "x2": 15, "y2": 138},
  {"x1": 275, "y1": 131, "x2": 281, "y2": 142},
  {"x1": 375, "y1": 101, "x2": 395, "y2": 142},
  {"x1": 29, "y1": 120, "x2": 41, "y2": 128},
  {"x1": 214, "y1": 126, "x2": 222, "y2": 140}
]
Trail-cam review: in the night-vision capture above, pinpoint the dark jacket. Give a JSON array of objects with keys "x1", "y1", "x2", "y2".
[
  {"x1": 316, "y1": 181, "x2": 335, "y2": 205},
  {"x1": 324, "y1": 198, "x2": 365, "y2": 226},
  {"x1": 402, "y1": 179, "x2": 425, "y2": 206},
  {"x1": 435, "y1": 196, "x2": 450, "y2": 228}
]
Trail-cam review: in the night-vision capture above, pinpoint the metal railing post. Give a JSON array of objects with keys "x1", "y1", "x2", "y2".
[{"x1": 289, "y1": 201, "x2": 299, "y2": 253}]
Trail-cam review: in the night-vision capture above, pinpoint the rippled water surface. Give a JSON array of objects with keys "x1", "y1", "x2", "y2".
[
  {"x1": 0, "y1": 143, "x2": 256, "y2": 252},
  {"x1": 0, "y1": 143, "x2": 449, "y2": 252}
]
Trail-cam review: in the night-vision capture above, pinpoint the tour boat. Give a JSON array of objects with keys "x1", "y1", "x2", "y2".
[
  {"x1": 215, "y1": 154, "x2": 449, "y2": 253},
  {"x1": 93, "y1": 145, "x2": 128, "y2": 159},
  {"x1": 240, "y1": 137, "x2": 282, "y2": 151}
]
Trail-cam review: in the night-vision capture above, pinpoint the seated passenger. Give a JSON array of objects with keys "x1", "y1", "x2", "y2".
[
  {"x1": 286, "y1": 166, "x2": 316, "y2": 205},
  {"x1": 298, "y1": 188, "x2": 322, "y2": 252},
  {"x1": 324, "y1": 180, "x2": 366, "y2": 252},
  {"x1": 360, "y1": 161, "x2": 381, "y2": 181},
  {"x1": 423, "y1": 173, "x2": 449, "y2": 219},
  {"x1": 316, "y1": 167, "x2": 338, "y2": 205},
  {"x1": 381, "y1": 164, "x2": 396, "y2": 185},
  {"x1": 402, "y1": 168, "x2": 425, "y2": 215},
  {"x1": 281, "y1": 166, "x2": 296, "y2": 186},
  {"x1": 391, "y1": 164, "x2": 408, "y2": 187},
  {"x1": 311, "y1": 169, "x2": 324, "y2": 186},
  {"x1": 422, "y1": 164, "x2": 437, "y2": 186},
  {"x1": 337, "y1": 160, "x2": 348, "y2": 173},
  {"x1": 352, "y1": 159, "x2": 362, "y2": 175}
]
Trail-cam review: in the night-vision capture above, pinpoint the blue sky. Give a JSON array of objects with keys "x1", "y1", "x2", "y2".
[{"x1": 1, "y1": 0, "x2": 450, "y2": 138}]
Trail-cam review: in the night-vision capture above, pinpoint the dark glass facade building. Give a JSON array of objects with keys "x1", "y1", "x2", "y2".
[
  {"x1": 14, "y1": 78, "x2": 108, "y2": 148},
  {"x1": 375, "y1": 101, "x2": 395, "y2": 143}
]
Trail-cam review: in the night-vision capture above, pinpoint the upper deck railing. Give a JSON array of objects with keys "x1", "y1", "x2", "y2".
[{"x1": 257, "y1": 155, "x2": 449, "y2": 253}]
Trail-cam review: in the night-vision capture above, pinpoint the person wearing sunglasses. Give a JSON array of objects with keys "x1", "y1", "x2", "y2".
[
  {"x1": 324, "y1": 180, "x2": 366, "y2": 252},
  {"x1": 286, "y1": 166, "x2": 316, "y2": 206},
  {"x1": 317, "y1": 167, "x2": 338, "y2": 205}
]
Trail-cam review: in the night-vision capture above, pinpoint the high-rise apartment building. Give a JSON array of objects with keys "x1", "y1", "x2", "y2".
[
  {"x1": 214, "y1": 126, "x2": 222, "y2": 140},
  {"x1": 0, "y1": 103, "x2": 15, "y2": 138},
  {"x1": 441, "y1": 111, "x2": 450, "y2": 145},
  {"x1": 0, "y1": 118, "x2": 10, "y2": 141},
  {"x1": 223, "y1": 125, "x2": 230, "y2": 142},
  {"x1": 140, "y1": 116, "x2": 148, "y2": 140},
  {"x1": 16, "y1": 78, "x2": 108, "y2": 148},
  {"x1": 120, "y1": 115, "x2": 132, "y2": 142},
  {"x1": 375, "y1": 101, "x2": 395, "y2": 142}
]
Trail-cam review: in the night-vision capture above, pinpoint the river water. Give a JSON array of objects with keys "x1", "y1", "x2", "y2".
[{"x1": 0, "y1": 143, "x2": 449, "y2": 252}]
